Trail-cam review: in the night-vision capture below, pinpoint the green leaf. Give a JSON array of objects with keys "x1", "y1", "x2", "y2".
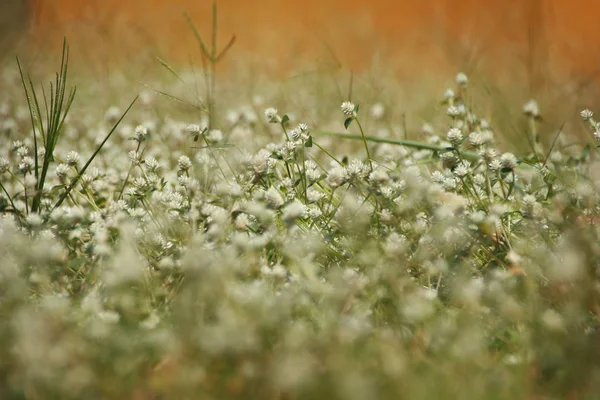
[
  {"x1": 354, "y1": 104, "x2": 360, "y2": 114},
  {"x1": 305, "y1": 135, "x2": 313, "y2": 147},
  {"x1": 344, "y1": 117, "x2": 354, "y2": 129},
  {"x1": 281, "y1": 115, "x2": 290, "y2": 126}
]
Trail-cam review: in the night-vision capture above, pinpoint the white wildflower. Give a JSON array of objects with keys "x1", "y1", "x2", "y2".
[
  {"x1": 264, "y1": 107, "x2": 281, "y2": 123},
  {"x1": 177, "y1": 155, "x2": 192, "y2": 171},
  {"x1": 265, "y1": 186, "x2": 284, "y2": 209},
  {"x1": 66, "y1": 151, "x2": 80, "y2": 166},
  {"x1": 580, "y1": 109, "x2": 594, "y2": 121},
  {"x1": 523, "y1": 99, "x2": 540, "y2": 118},
  {"x1": 455, "y1": 72, "x2": 468, "y2": 86},
  {"x1": 447, "y1": 128, "x2": 463, "y2": 146},
  {"x1": 282, "y1": 200, "x2": 307, "y2": 222},
  {"x1": 341, "y1": 101, "x2": 356, "y2": 116}
]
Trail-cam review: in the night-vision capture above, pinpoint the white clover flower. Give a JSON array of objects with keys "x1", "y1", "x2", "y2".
[
  {"x1": 177, "y1": 155, "x2": 192, "y2": 171},
  {"x1": 440, "y1": 151, "x2": 458, "y2": 169},
  {"x1": 500, "y1": 153, "x2": 518, "y2": 169},
  {"x1": 326, "y1": 166, "x2": 347, "y2": 188},
  {"x1": 455, "y1": 72, "x2": 468, "y2": 86},
  {"x1": 265, "y1": 186, "x2": 284, "y2": 209},
  {"x1": 580, "y1": 109, "x2": 594, "y2": 121},
  {"x1": 16, "y1": 146, "x2": 28, "y2": 158},
  {"x1": 341, "y1": 101, "x2": 356, "y2": 116},
  {"x1": 443, "y1": 88, "x2": 455, "y2": 100},
  {"x1": 446, "y1": 128, "x2": 463, "y2": 146},
  {"x1": 442, "y1": 177, "x2": 457, "y2": 191},
  {"x1": 368, "y1": 169, "x2": 389, "y2": 185},
  {"x1": 133, "y1": 125, "x2": 149, "y2": 142},
  {"x1": 488, "y1": 159, "x2": 503, "y2": 172},
  {"x1": 379, "y1": 208, "x2": 393, "y2": 222},
  {"x1": 264, "y1": 107, "x2": 281, "y2": 123},
  {"x1": 307, "y1": 204, "x2": 322, "y2": 219},
  {"x1": 25, "y1": 213, "x2": 43, "y2": 227},
  {"x1": 282, "y1": 200, "x2": 307, "y2": 222},
  {"x1": 370, "y1": 103, "x2": 385, "y2": 120},
  {"x1": 234, "y1": 213, "x2": 251, "y2": 230},
  {"x1": 187, "y1": 123, "x2": 203, "y2": 135},
  {"x1": 250, "y1": 149, "x2": 272, "y2": 175},
  {"x1": 208, "y1": 129, "x2": 223, "y2": 142},
  {"x1": 128, "y1": 150, "x2": 142, "y2": 165},
  {"x1": 290, "y1": 127, "x2": 302, "y2": 140},
  {"x1": 447, "y1": 106, "x2": 461, "y2": 118},
  {"x1": 66, "y1": 150, "x2": 80, "y2": 166},
  {"x1": 431, "y1": 170, "x2": 445, "y2": 184},
  {"x1": 481, "y1": 148, "x2": 497, "y2": 163},
  {"x1": 453, "y1": 161, "x2": 470, "y2": 177},
  {"x1": 523, "y1": 99, "x2": 540, "y2": 118},
  {"x1": 473, "y1": 174, "x2": 486, "y2": 186},
  {"x1": 346, "y1": 159, "x2": 368, "y2": 180},
  {"x1": 468, "y1": 132, "x2": 484, "y2": 147},
  {"x1": 18, "y1": 157, "x2": 33, "y2": 173},
  {"x1": 307, "y1": 188, "x2": 325, "y2": 203},
  {"x1": 144, "y1": 157, "x2": 161, "y2": 173}
]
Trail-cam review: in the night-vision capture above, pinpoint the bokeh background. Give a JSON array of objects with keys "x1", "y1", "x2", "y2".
[
  {"x1": 3, "y1": 0, "x2": 598, "y2": 81},
  {"x1": 2, "y1": 0, "x2": 600, "y2": 146}
]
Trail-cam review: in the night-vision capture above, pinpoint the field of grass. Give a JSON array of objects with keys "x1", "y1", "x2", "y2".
[{"x1": 2, "y1": 4, "x2": 600, "y2": 398}]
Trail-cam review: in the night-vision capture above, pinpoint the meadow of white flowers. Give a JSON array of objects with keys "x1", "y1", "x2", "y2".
[{"x1": 1, "y1": 48, "x2": 600, "y2": 399}]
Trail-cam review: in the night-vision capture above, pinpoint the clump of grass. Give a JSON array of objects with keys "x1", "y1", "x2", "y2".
[{"x1": 7, "y1": 39, "x2": 137, "y2": 221}]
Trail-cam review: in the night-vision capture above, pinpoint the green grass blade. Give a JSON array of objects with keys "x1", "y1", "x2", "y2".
[
  {"x1": 183, "y1": 12, "x2": 213, "y2": 61},
  {"x1": 16, "y1": 58, "x2": 40, "y2": 184},
  {"x1": 311, "y1": 129, "x2": 481, "y2": 161},
  {"x1": 157, "y1": 57, "x2": 187, "y2": 85}
]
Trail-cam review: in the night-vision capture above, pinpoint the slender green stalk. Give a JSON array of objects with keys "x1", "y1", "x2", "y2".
[
  {"x1": 312, "y1": 129, "x2": 482, "y2": 161},
  {"x1": 353, "y1": 117, "x2": 373, "y2": 171}
]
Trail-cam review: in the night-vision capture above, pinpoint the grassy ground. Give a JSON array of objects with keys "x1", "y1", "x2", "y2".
[{"x1": 1, "y1": 5, "x2": 600, "y2": 399}]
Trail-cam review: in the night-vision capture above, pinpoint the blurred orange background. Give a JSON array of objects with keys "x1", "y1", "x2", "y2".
[{"x1": 20, "y1": 0, "x2": 600, "y2": 84}]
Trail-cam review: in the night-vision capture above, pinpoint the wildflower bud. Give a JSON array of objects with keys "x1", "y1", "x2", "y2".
[
  {"x1": 443, "y1": 89, "x2": 455, "y2": 100},
  {"x1": 455, "y1": 72, "x2": 468, "y2": 87},
  {"x1": 523, "y1": 100, "x2": 540, "y2": 118},
  {"x1": 341, "y1": 101, "x2": 356, "y2": 116},
  {"x1": 133, "y1": 125, "x2": 149, "y2": 142}
]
